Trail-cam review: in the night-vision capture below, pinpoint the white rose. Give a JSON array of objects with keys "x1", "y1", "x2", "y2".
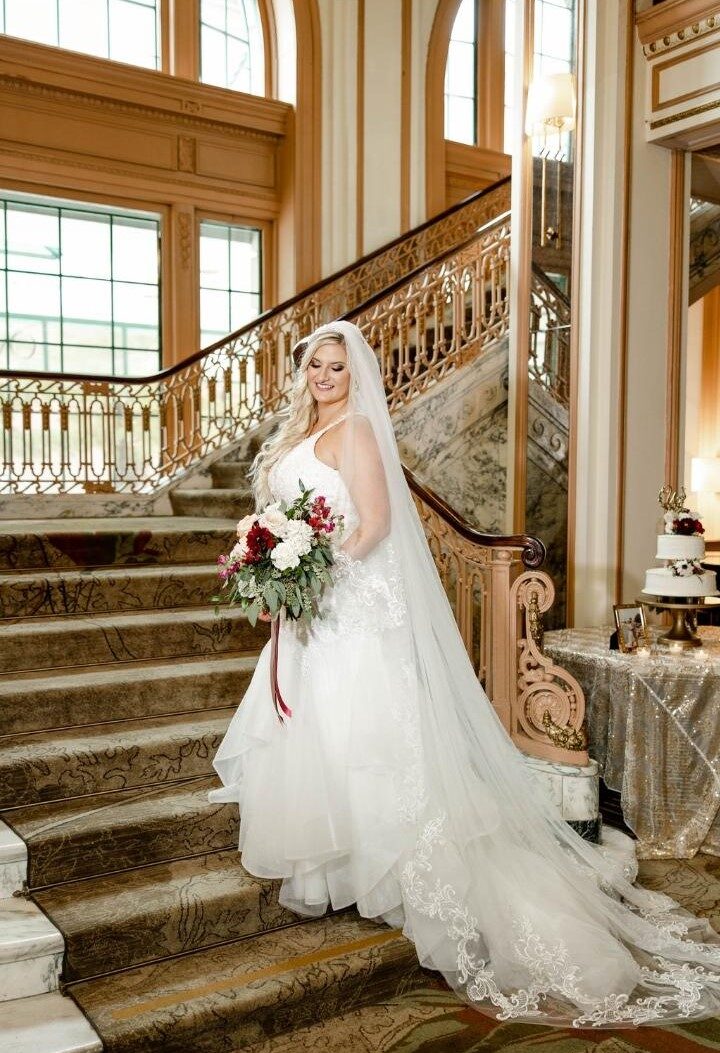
[
  {"x1": 282, "y1": 519, "x2": 313, "y2": 553},
  {"x1": 259, "y1": 504, "x2": 291, "y2": 538},
  {"x1": 236, "y1": 513, "x2": 256, "y2": 538},
  {"x1": 271, "y1": 540, "x2": 301, "y2": 571}
]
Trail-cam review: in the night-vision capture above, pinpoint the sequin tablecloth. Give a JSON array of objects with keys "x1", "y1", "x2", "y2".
[{"x1": 545, "y1": 626, "x2": 720, "y2": 859}]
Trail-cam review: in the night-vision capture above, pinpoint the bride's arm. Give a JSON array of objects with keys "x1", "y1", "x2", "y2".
[{"x1": 338, "y1": 417, "x2": 391, "y2": 561}]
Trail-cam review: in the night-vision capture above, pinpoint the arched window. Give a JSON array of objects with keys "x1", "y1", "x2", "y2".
[
  {"x1": 200, "y1": 0, "x2": 265, "y2": 95},
  {"x1": 444, "y1": 0, "x2": 477, "y2": 145},
  {"x1": 443, "y1": 0, "x2": 574, "y2": 155}
]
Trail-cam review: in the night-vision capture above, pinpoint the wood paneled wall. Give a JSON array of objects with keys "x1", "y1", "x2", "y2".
[{"x1": 0, "y1": 22, "x2": 295, "y2": 368}]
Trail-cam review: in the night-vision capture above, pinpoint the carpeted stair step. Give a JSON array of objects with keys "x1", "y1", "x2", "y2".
[
  {"x1": 210, "y1": 462, "x2": 252, "y2": 489},
  {"x1": 0, "y1": 518, "x2": 235, "y2": 572},
  {"x1": 0, "y1": 710, "x2": 236, "y2": 807},
  {"x1": 0, "y1": 607, "x2": 268, "y2": 674},
  {"x1": 68, "y1": 913, "x2": 424, "y2": 1053},
  {"x1": 1, "y1": 654, "x2": 257, "y2": 737},
  {"x1": 5, "y1": 775, "x2": 237, "y2": 888},
  {"x1": 0, "y1": 563, "x2": 221, "y2": 620},
  {"x1": 239, "y1": 979, "x2": 465, "y2": 1053},
  {"x1": 170, "y1": 488, "x2": 253, "y2": 519},
  {"x1": 35, "y1": 850, "x2": 296, "y2": 982}
]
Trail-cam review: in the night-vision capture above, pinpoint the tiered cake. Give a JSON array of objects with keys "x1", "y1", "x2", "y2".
[{"x1": 642, "y1": 486, "x2": 718, "y2": 598}]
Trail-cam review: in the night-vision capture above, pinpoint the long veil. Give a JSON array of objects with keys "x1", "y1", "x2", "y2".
[{"x1": 317, "y1": 319, "x2": 720, "y2": 1027}]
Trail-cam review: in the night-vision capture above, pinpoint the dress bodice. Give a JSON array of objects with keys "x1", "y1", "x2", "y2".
[
  {"x1": 268, "y1": 421, "x2": 360, "y2": 538},
  {"x1": 267, "y1": 416, "x2": 406, "y2": 639}
]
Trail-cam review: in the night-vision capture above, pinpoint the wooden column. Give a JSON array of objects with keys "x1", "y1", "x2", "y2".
[{"x1": 168, "y1": 0, "x2": 200, "y2": 81}]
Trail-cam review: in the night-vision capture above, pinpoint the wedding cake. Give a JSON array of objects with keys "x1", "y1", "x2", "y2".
[{"x1": 642, "y1": 486, "x2": 718, "y2": 598}]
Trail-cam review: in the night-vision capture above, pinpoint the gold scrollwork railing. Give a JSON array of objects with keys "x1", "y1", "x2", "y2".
[
  {"x1": 408, "y1": 467, "x2": 589, "y2": 766},
  {"x1": 0, "y1": 185, "x2": 511, "y2": 496},
  {"x1": 529, "y1": 264, "x2": 570, "y2": 407}
]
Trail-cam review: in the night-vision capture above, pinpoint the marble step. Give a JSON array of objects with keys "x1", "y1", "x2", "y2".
[
  {"x1": 69, "y1": 913, "x2": 424, "y2": 1053},
  {"x1": 0, "y1": 990, "x2": 101, "y2": 1053},
  {"x1": 0, "y1": 898, "x2": 64, "y2": 1002},
  {"x1": 0, "y1": 517, "x2": 235, "y2": 572},
  {"x1": 1, "y1": 653, "x2": 257, "y2": 737},
  {"x1": 6, "y1": 775, "x2": 238, "y2": 888},
  {"x1": 0, "y1": 562, "x2": 222, "y2": 620},
  {"x1": 0, "y1": 710, "x2": 236, "y2": 808},
  {"x1": 210, "y1": 461, "x2": 252, "y2": 489},
  {"x1": 0, "y1": 606, "x2": 268, "y2": 674},
  {"x1": 170, "y1": 487, "x2": 253, "y2": 519},
  {"x1": 36, "y1": 850, "x2": 296, "y2": 983},
  {"x1": 0, "y1": 819, "x2": 28, "y2": 897}
]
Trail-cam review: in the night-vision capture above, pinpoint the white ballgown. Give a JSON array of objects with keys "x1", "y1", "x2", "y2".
[
  {"x1": 211, "y1": 319, "x2": 720, "y2": 1028},
  {"x1": 211, "y1": 418, "x2": 420, "y2": 922}
]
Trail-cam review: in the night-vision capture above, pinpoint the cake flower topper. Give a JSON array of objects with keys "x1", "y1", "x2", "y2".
[{"x1": 658, "y1": 485, "x2": 704, "y2": 537}]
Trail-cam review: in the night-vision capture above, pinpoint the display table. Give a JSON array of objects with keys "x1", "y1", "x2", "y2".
[{"x1": 544, "y1": 626, "x2": 720, "y2": 859}]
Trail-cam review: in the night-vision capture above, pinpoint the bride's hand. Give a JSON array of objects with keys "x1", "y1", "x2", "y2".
[{"x1": 258, "y1": 610, "x2": 272, "y2": 623}]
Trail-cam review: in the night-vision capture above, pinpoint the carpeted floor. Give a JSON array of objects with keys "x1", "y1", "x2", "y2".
[{"x1": 245, "y1": 855, "x2": 720, "y2": 1053}]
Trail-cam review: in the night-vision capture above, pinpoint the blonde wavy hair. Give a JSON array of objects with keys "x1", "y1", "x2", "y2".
[{"x1": 249, "y1": 330, "x2": 348, "y2": 508}]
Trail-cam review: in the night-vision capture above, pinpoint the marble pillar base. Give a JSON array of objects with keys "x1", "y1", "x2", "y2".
[
  {"x1": 525, "y1": 756, "x2": 601, "y2": 843},
  {"x1": 0, "y1": 991, "x2": 102, "y2": 1053},
  {"x1": 0, "y1": 820, "x2": 27, "y2": 897},
  {"x1": 0, "y1": 899, "x2": 64, "y2": 1001}
]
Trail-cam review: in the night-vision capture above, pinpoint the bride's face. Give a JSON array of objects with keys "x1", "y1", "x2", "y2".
[{"x1": 306, "y1": 340, "x2": 350, "y2": 408}]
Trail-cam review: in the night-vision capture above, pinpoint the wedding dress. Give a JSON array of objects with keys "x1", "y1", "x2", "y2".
[{"x1": 211, "y1": 320, "x2": 720, "y2": 1027}]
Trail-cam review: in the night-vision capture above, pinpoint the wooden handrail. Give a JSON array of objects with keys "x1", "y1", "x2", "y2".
[{"x1": 403, "y1": 465, "x2": 546, "y2": 570}]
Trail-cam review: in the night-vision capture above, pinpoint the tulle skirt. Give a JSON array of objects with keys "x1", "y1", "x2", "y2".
[{"x1": 210, "y1": 602, "x2": 421, "y2": 923}]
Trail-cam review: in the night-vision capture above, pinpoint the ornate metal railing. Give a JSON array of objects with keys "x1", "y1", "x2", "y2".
[
  {"x1": 0, "y1": 191, "x2": 511, "y2": 496},
  {"x1": 529, "y1": 264, "x2": 570, "y2": 407},
  {"x1": 408, "y1": 468, "x2": 588, "y2": 765}
]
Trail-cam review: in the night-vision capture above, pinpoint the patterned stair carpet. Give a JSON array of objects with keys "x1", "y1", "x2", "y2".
[
  {"x1": 4, "y1": 507, "x2": 720, "y2": 1051},
  {"x1": 0, "y1": 514, "x2": 427, "y2": 1051}
]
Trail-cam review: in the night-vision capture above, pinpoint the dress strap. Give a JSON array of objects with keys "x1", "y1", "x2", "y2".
[{"x1": 308, "y1": 414, "x2": 348, "y2": 442}]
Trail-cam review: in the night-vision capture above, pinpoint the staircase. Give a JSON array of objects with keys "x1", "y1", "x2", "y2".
[
  {"x1": 0, "y1": 176, "x2": 589, "y2": 1050},
  {"x1": 0, "y1": 514, "x2": 430, "y2": 1052}
]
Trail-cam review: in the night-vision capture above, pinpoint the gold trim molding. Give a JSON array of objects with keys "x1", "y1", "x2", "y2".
[
  {"x1": 651, "y1": 38, "x2": 720, "y2": 111},
  {"x1": 0, "y1": 73, "x2": 285, "y2": 143},
  {"x1": 650, "y1": 95, "x2": 720, "y2": 129},
  {"x1": 637, "y1": 0, "x2": 720, "y2": 54}
]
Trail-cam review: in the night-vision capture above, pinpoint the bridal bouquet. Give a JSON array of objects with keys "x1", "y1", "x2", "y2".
[{"x1": 213, "y1": 482, "x2": 344, "y2": 627}]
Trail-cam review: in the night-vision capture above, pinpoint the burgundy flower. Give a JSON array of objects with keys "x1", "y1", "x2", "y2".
[
  {"x1": 675, "y1": 515, "x2": 704, "y2": 536},
  {"x1": 244, "y1": 523, "x2": 278, "y2": 564}
]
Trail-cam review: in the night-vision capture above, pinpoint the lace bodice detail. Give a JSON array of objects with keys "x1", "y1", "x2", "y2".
[
  {"x1": 268, "y1": 422, "x2": 406, "y2": 638},
  {"x1": 268, "y1": 429, "x2": 360, "y2": 538}
]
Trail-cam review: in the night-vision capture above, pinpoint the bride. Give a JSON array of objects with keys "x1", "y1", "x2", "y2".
[{"x1": 210, "y1": 319, "x2": 720, "y2": 1027}]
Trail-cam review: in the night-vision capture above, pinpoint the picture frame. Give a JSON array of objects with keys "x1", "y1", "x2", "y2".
[{"x1": 613, "y1": 604, "x2": 651, "y2": 654}]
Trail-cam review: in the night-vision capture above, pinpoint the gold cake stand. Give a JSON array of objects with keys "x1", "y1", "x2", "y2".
[{"x1": 637, "y1": 594, "x2": 720, "y2": 650}]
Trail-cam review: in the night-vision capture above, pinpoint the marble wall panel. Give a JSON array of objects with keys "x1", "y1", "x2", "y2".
[{"x1": 393, "y1": 344, "x2": 509, "y2": 532}]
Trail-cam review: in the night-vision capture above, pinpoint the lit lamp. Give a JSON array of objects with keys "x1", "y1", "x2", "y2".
[{"x1": 525, "y1": 72, "x2": 576, "y2": 248}]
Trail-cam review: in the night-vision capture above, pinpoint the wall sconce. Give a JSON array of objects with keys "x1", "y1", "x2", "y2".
[
  {"x1": 691, "y1": 457, "x2": 720, "y2": 494},
  {"x1": 525, "y1": 72, "x2": 576, "y2": 249}
]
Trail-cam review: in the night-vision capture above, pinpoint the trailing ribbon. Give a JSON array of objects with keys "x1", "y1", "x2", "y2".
[{"x1": 270, "y1": 618, "x2": 292, "y2": 723}]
